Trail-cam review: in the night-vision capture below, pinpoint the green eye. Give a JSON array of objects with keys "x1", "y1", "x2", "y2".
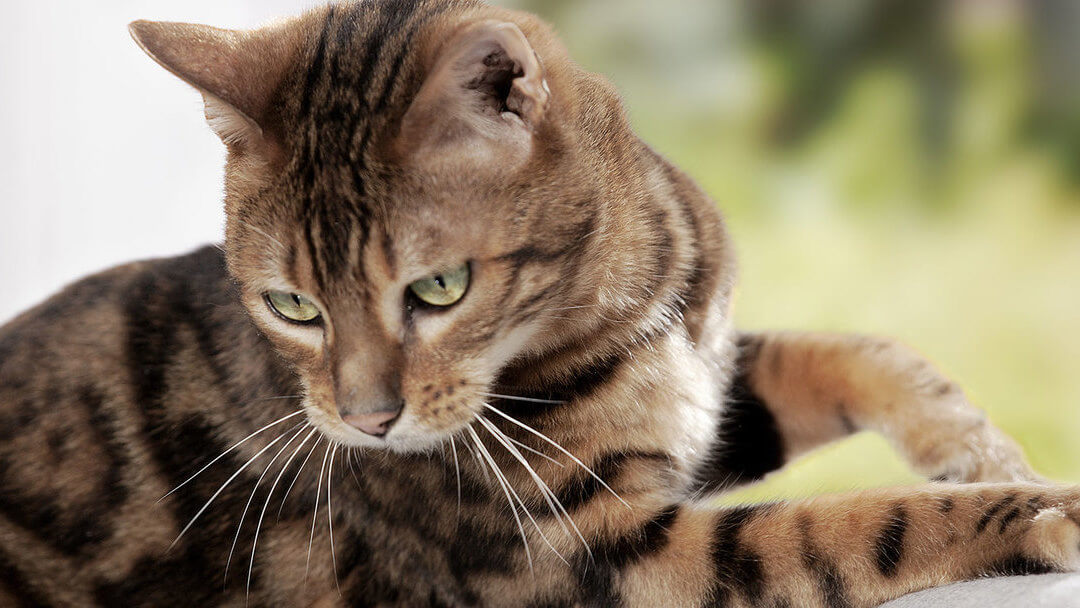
[
  {"x1": 408, "y1": 263, "x2": 470, "y2": 307},
  {"x1": 265, "y1": 291, "x2": 322, "y2": 324}
]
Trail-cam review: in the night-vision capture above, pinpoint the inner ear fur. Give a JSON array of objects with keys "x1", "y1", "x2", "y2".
[{"x1": 396, "y1": 19, "x2": 550, "y2": 169}]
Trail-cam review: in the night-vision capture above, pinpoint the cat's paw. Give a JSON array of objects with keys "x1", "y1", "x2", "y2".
[
  {"x1": 1020, "y1": 502, "x2": 1080, "y2": 571},
  {"x1": 918, "y1": 419, "x2": 1043, "y2": 484}
]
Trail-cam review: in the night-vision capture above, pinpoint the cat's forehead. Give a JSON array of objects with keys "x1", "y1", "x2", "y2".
[{"x1": 280, "y1": 0, "x2": 462, "y2": 151}]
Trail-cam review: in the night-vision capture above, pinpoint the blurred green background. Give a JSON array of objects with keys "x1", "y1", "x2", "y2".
[{"x1": 501, "y1": 0, "x2": 1080, "y2": 499}]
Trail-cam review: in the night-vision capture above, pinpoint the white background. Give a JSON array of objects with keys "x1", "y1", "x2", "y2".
[{"x1": 0, "y1": 0, "x2": 318, "y2": 323}]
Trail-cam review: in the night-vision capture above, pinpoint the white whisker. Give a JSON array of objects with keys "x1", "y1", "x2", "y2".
[
  {"x1": 478, "y1": 417, "x2": 589, "y2": 557},
  {"x1": 306, "y1": 442, "x2": 332, "y2": 579},
  {"x1": 347, "y1": 446, "x2": 363, "y2": 489},
  {"x1": 161, "y1": 410, "x2": 305, "y2": 502},
  {"x1": 483, "y1": 403, "x2": 631, "y2": 509},
  {"x1": 237, "y1": 219, "x2": 288, "y2": 254},
  {"x1": 449, "y1": 435, "x2": 462, "y2": 518},
  {"x1": 476, "y1": 417, "x2": 573, "y2": 567},
  {"x1": 225, "y1": 422, "x2": 306, "y2": 583},
  {"x1": 478, "y1": 392, "x2": 565, "y2": 405},
  {"x1": 169, "y1": 422, "x2": 301, "y2": 550},
  {"x1": 246, "y1": 427, "x2": 318, "y2": 595},
  {"x1": 466, "y1": 425, "x2": 533, "y2": 571},
  {"x1": 278, "y1": 436, "x2": 322, "y2": 518},
  {"x1": 327, "y1": 444, "x2": 342, "y2": 596},
  {"x1": 507, "y1": 436, "x2": 564, "y2": 468}
]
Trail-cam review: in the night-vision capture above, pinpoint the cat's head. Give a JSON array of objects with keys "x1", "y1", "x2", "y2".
[{"x1": 131, "y1": 0, "x2": 714, "y2": 453}]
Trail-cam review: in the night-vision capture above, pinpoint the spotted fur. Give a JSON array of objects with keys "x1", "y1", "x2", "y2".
[{"x1": 0, "y1": 1, "x2": 1076, "y2": 606}]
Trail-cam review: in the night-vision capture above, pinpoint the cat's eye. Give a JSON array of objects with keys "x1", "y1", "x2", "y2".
[
  {"x1": 264, "y1": 291, "x2": 322, "y2": 324},
  {"x1": 407, "y1": 263, "x2": 470, "y2": 307}
]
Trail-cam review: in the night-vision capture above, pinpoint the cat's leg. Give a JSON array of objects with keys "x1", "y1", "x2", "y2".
[
  {"x1": 696, "y1": 331, "x2": 1038, "y2": 490},
  {"x1": 598, "y1": 483, "x2": 1080, "y2": 608}
]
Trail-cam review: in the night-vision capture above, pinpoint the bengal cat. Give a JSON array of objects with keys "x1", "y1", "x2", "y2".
[{"x1": 0, "y1": 0, "x2": 1075, "y2": 606}]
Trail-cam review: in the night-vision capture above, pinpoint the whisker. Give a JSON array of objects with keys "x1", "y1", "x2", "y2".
[
  {"x1": 477, "y1": 392, "x2": 565, "y2": 405},
  {"x1": 476, "y1": 417, "x2": 572, "y2": 567},
  {"x1": 225, "y1": 422, "x2": 307, "y2": 583},
  {"x1": 327, "y1": 444, "x2": 342, "y2": 596},
  {"x1": 478, "y1": 417, "x2": 589, "y2": 557},
  {"x1": 460, "y1": 435, "x2": 491, "y2": 483},
  {"x1": 306, "y1": 442, "x2": 332, "y2": 579},
  {"x1": 278, "y1": 435, "x2": 322, "y2": 518},
  {"x1": 169, "y1": 423, "x2": 301, "y2": 550},
  {"x1": 466, "y1": 425, "x2": 533, "y2": 571},
  {"x1": 246, "y1": 426, "x2": 318, "y2": 595},
  {"x1": 449, "y1": 435, "x2": 462, "y2": 519},
  {"x1": 483, "y1": 403, "x2": 631, "y2": 509},
  {"x1": 347, "y1": 446, "x2": 363, "y2": 489},
  {"x1": 161, "y1": 410, "x2": 305, "y2": 502},
  {"x1": 507, "y1": 436, "x2": 564, "y2": 468},
  {"x1": 236, "y1": 219, "x2": 288, "y2": 254}
]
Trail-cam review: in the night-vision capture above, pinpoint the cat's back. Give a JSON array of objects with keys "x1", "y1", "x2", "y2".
[
  {"x1": 0, "y1": 245, "x2": 233, "y2": 389},
  {"x1": 0, "y1": 245, "x2": 284, "y2": 604}
]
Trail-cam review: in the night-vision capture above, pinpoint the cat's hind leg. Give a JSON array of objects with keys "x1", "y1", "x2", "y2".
[{"x1": 696, "y1": 331, "x2": 1039, "y2": 492}]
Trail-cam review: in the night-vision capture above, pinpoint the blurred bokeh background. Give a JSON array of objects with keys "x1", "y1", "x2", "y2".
[{"x1": 2, "y1": 0, "x2": 1078, "y2": 497}]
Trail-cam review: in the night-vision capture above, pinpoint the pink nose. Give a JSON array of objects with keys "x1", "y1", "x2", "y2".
[{"x1": 343, "y1": 409, "x2": 401, "y2": 437}]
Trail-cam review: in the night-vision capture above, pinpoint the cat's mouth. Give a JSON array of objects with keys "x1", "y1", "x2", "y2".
[{"x1": 299, "y1": 397, "x2": 477, "y2": 454}]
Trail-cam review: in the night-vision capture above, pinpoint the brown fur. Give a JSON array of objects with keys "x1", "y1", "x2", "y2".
[{"x1": 0, "y1": 1, "x2": 1075, "y2": 606}]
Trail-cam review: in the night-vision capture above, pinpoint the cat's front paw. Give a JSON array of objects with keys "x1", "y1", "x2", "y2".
[{"x1": 918, "y1": 417, "x2": 1043, "y2": 484}]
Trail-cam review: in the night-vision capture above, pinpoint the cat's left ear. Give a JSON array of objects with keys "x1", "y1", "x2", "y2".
[
  {"x1": 396, "y1": 20, "x2": 550, "y2": 170},
  {"x1": 128, "y1": 20, "x2": 294, "y2": 153}
]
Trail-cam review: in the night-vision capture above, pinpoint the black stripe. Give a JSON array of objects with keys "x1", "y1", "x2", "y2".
[
  {"x1": 578, "y1": 505, "x2": 681, "y2": 608},
  {"x1": 491, "y1": 348, "x2": 626, "y2": 420},
  {"x1": 113, "y1": 247, "x2": 295, "y2": 600},
  {"x1": 873, "y1": 504, "x2": 909, "y2": 578},
  {"x1": 551, "y1": 451, "x2": 668, "y2": 512},
  {"x1": 799, "y1": 514, "x2": 853, "y2": 608},
  {"x1": 976, "y1": 494, "x2": 1016, "y2": 534},
  {"x1": 299, "y1": 7, "x2": 336, "y2": 119},
  {"x1": 595, "y1": 505, "x2": 680, "y2": 568},
  {"x1": 304, "y1": 211, "x2": 326, "y2": 293},
  {"x1": 997, "y1": 506, "x2": 1024, "y2": 534},
  {"x1": 937, "y1": 496, "x2": 955, "y2": 513},
  {"x1": 651, "y1": 151, "x2": 707, "y2": 332},
  {"x1": 983, "y1": 554, "x2": 1059, "y2": 577},
  {"x1": 0, "y1": 383, "x2": 128, "y2": 557},
  {"x1": 708, "y1": 505, "x2": 771, "y2": 606},
  {"x1": 0, "y1": 548, "x2": 51, "y2": 607},
  {"x1": 691, "y1": 334, "x2": 784, "y2": 493}
]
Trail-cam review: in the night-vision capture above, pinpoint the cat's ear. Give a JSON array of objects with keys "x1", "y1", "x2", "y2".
[
  {"x1": 396, "y1": 20, "x2": 550, "y2": 169},
  {"x1": 128, "y1": 20, "x2": 292, "y2": 151}
]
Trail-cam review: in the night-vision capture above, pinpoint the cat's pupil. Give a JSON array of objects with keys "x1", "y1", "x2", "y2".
[
  {"x1": 291, "y1": 294, "x2": 301, "y2": 306},
  {"x1": 434, "y1": 276, "x2": 445, "y2": 289}
]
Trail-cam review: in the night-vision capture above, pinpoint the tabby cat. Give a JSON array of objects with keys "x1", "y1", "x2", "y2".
[{"x1": 0, "y1": 0, "x2": 1076, "y2": 606}]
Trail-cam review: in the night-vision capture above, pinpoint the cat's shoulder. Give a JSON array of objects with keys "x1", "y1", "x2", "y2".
[{"x1": 0, "y1": 245, "x2": 231, "y2": 363}]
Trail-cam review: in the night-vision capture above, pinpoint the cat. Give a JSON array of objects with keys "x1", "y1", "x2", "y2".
[{"x1": 0, "y1": 0, "x2": 1076, "y2": 606}]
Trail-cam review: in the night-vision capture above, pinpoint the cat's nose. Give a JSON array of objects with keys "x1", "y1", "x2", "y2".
[{"x1": 342, "y1": 403, "x2": 403, "y2": 437}]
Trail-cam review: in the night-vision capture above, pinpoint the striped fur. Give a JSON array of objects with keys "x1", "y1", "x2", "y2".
[{"x1": 1, "y1": 0, "x2": 1075, "y2": 606}]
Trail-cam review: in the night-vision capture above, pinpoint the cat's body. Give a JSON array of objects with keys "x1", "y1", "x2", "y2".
[{"x1": 1, "y1": 0, "x2": 1078, "y2": 606}]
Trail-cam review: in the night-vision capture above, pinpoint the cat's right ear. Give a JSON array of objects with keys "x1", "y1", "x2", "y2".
[
  {"x1": 396, "y1": 20, "x2": 551, "y2": 172},
  {"x1": 128, "y1": 20, "x2": 293, "y2": 154}
]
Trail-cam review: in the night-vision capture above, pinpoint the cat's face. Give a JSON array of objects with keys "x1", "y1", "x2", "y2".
[
  {"x1": 131, "y1": 1, "x2": 632, "y2": 452},
  {"x1": 234, "y1": 170, "x2": 577, "y2": 453}
]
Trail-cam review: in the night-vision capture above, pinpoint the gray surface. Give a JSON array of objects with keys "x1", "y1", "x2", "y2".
[{"x1": 881, "y1": 574, "x2": 1080, "y2": 607}]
